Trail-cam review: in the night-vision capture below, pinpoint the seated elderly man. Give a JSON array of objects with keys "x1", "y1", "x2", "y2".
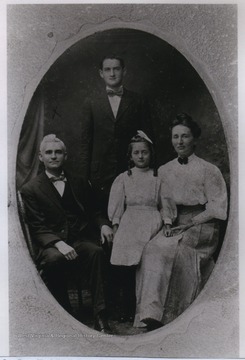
[{"x1": 21, "y1": 134, "x2": 113, "y2": 333}]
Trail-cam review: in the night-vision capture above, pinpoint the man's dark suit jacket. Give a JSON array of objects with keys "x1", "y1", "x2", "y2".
[
  {"x1": 80, "y1": 88, "x2": 152, "y2": 191},
  {"x1": 21, "y1": 172, "x2": 110, "y2": 261}
]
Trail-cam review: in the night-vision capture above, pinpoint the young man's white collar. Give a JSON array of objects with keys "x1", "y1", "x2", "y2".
[{"x1": 106, "y1": 86, "x2": 123, "y2": 118}]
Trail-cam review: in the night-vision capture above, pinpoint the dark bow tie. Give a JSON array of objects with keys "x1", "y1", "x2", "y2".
[
  {"x1": 178, "y1": 157, "x2": 188, "y2": 165},
  {"x1": 50, "y1": 174, "x2": 67, "y2": 182},
  {"x1": 106, "y1": 88, "x2": 123, "y2": 97}
]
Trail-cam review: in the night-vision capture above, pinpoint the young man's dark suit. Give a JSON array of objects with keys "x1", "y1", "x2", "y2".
[
  {"x1": 80, "y1": 88, "x2": 151, "y2": 216},
  {"x1": 21, "y1": 171, "x2": 111, "y2": 329},
  {"x1": 80, "y1": 87, "x2": 152, "y2": 321}
]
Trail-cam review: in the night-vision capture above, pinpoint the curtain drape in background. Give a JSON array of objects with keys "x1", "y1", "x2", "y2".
[{"x1": 16, "y1": 86, "x2": 45, "y2": 189}]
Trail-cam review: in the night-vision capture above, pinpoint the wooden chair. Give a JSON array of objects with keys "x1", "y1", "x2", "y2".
[{"x1": 17, "y1": 190, "x2": 36, "y2": 261}]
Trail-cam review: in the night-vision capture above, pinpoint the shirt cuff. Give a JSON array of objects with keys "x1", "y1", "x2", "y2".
[
  {"x1": 164, "y1": 218, "x2": 172, "y2": 225},
  {"x1": 112, "y1": 218, "x2": 120, "y2": 226},
  {"x1": 45, "y1": 239, "x2": 61, "y2": 248}
]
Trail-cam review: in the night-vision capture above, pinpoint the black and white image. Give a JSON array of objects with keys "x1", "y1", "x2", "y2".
[{"x1": 7, "y1": 2, "x2": 238, "y2": 357}]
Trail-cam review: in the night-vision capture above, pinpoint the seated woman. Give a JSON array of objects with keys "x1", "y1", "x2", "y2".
[{"x1": 134, "y1": 112, "x2": 228, "y2": 330}]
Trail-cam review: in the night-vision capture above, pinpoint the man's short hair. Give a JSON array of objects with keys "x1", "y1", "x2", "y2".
[
  {"x1": 99, "y1": 55, "x2": 125, "y2": 70},
  {"x1": 40, "y1": 134, "x2": 66, "y2": 153}
]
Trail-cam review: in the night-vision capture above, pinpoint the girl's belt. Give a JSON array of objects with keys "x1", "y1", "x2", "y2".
[{"x1": 126, "y1": 205, "x2": 158, "y2": 211}]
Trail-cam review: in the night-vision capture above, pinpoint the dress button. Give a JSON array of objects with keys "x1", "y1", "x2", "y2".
[{"x1": 61, "y1": 229, "x2": 65, "y2": 233}]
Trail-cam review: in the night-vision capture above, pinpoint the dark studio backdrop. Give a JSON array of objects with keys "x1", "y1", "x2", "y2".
[
  {"x1": 16, "y1": 27, "x2": 230, "y2": 305},
  {"x1": 17, "y1": 28, "x2": 229, "y2": 189}
]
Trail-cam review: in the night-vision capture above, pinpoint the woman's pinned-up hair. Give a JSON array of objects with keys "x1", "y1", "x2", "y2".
[{"x1": 170, "y1": 113, "x2": 202, "y2": 139}]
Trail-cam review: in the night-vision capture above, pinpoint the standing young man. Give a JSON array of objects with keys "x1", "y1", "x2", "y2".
[
  {"x1": 80, "y1": 55, "x2": 152, "y2": 321},
  {"x1": 80, "y1": 55, "x2": 152, "y2": 216}
]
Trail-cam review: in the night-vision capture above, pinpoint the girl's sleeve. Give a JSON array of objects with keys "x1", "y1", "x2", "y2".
[
  {"x1": 192, "y1": 164, "x2": 228, "y2": 224},
  {"x1": 108, "y1": 174, "x2": 126, "y2": 226},
  {"x1": 159, "y1": 178, "x2": 177, "y2": 225}
]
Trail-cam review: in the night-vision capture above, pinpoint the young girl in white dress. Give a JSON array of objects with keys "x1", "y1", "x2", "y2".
[{"x1": 108, "y1": 131, "x2": 176, "y2": 322}]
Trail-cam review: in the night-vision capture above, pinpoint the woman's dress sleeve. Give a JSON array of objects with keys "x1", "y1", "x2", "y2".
[
  {"x1": 192, "y1": 164, "x2": 228, "y2": 224},
  {"x1": 108, "y1": 173, "x2": 126, "y2": 226}
]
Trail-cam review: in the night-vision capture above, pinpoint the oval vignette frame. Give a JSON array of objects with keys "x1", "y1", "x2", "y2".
[{"x1": 10, "y1": 16, "x2": 237, "y2": 358}]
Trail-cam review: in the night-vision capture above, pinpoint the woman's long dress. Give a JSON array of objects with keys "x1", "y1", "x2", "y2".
[
  {"x1": 108, "y1": 167, "x2": 176, "y2": 266},
  {"x1": 134, "y1": 154, "x2": 228, "y2": 327}
]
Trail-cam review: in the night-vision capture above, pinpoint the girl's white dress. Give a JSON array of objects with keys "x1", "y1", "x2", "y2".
[{"x1": 108, "y1": 167, "x2": 176, "y2": 266}]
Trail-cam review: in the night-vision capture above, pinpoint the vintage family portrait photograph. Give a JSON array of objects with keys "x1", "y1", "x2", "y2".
[{"x1": 4, "y1": 0, "x2": 241, "y2": 358}]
